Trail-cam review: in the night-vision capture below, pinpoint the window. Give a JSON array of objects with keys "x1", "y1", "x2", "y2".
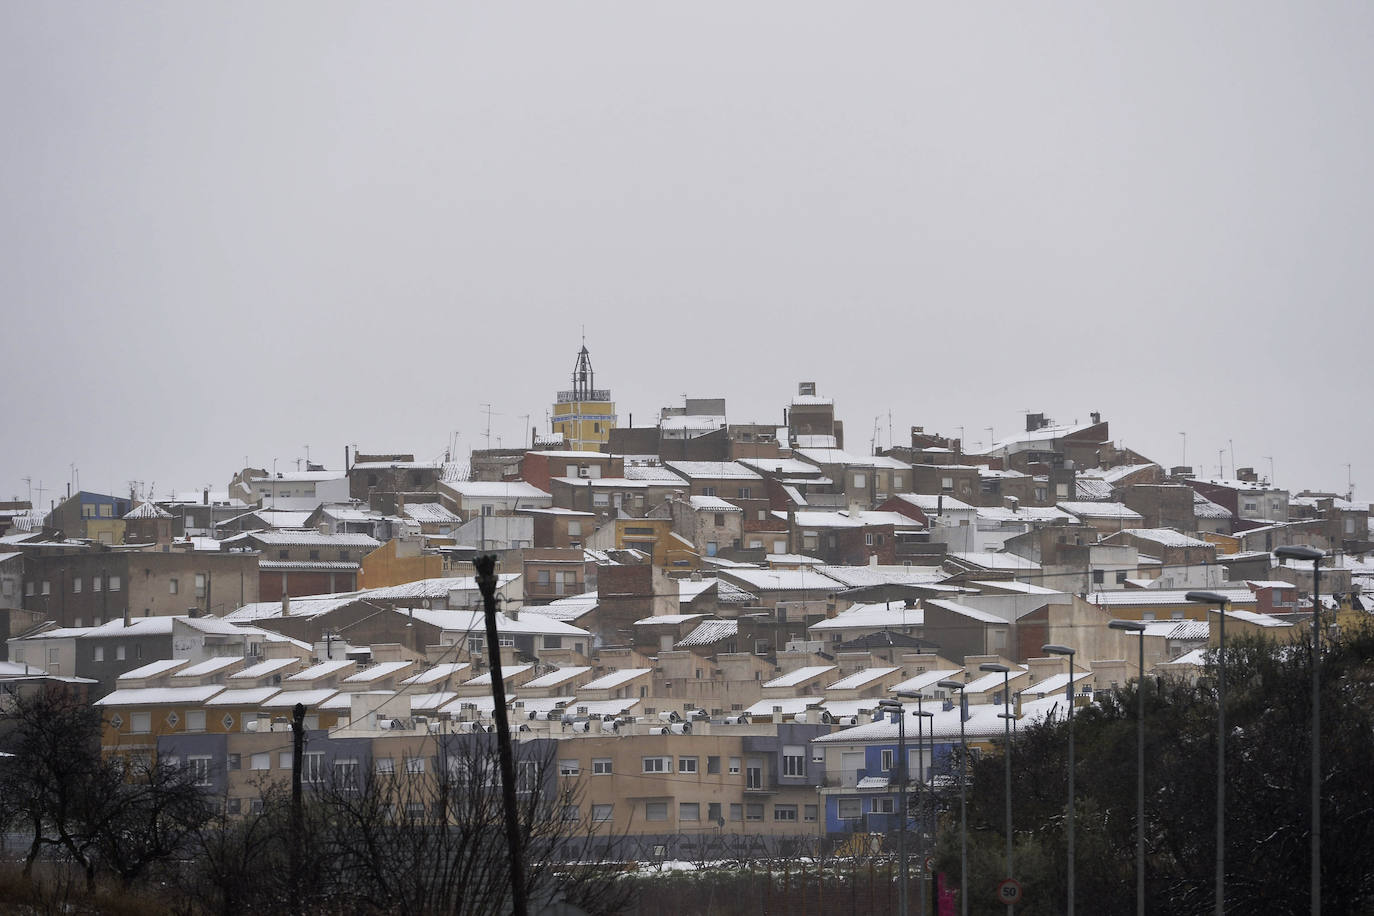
[
  {"x1": 562, "y1": 804, "x2": 580, "y2": 822},
  {"x1": 308, "y1": 550, "x2": 320, "y2": 561},
  {"x1": 782, "y1": 746, "x2": 805, "y2": 777},
  {"x1": 773, "y1": 805, "x2": 798, "y2": 822},
  {"x1": 169, "y1": 579, "x2": 179, "y2": 595},
  {"x1": 195, "y1": 573, "x2": 207, "y2": 597},
  {"x1": 277, "y1": 751, "x2": 293, "y2": 770},
  {"x1": 1092, "y1": 569, "x2": 1104, "y2": 584},
  {"x1": 92, "y1": 575, "x2": 101, "y2": 592},
  {"x1": 41, "y1": 581, "x2": 50, "y2": 596},
  {"x1": 228, "y1": 754, "x2": 241, "y2": 771},
  {"x1": 678, "y1": 757, "x2": 698, "y2": 774},
  {"x1": 592, "y1": 493, "x2": 609, "y2": 508},
  {"x1": 251, "y1": 753, "x2": 270, "y2": 771},
  {"x1": 109, "y1": 576, "x2": 121, "y2": 591},
  {"x1": 405, "y1": 802, "x2": 426, "y2": 820},
  {"x1": 375, "y1": 757, "x2": 396, "y2": 776},
  {"x1": 99, "y1": 504, "x2": 113, "y2": 518},
  {"x1": 24, "y1": 582, "x2": 33, "y2": 596},
  {"x1": 865, "y1": 533, "x2": 874, "y2": 546},
  {"x1": 881, "y1": 749, "x2": 895, "y2": 772},
  {"x1": 130, "y1": 712, "x2": 151, "y2": 734},
  {"x1": 278, "y1": 550, "x2": 289, "y2": 560},
  {"x1": 537, "y1": 570, "x2": 550, "y2": 586},
  {"x1": 226, "y1": 797, "x2": 242, "y2": 815},
  {"x1": 592, "y1": 758, "x2": 612, "y2": 775},
  {"x1": 714, "y1": 512, "x2": 726, "y2": 526},
  {"x1": 187, "y1": 710, "x2": 206, "y2": 732},
  {"x1": 1116, "y1": 571, "x2": 1128, "y2": 584},
  {"x1": 838, "y1": 797, "x2": 862, "y2": 819},
  {"x1": 559, "y1": 759, "x2": 580, "y2": 777},
  {"x1": 894, "y1": 474, "x2": 904, "y2": 489},
  {"x1": 701, "y1": 487, "x2": 716, "y2": 498},
  {"x1": 300, "y1": 753, "x2": 324, "y2": 784},
  {"x1": 93, "y1": 646, "x2": 104, "y2": 662},
  {"x1": 745, "y1": 804, "x2": 764, "y2": 821},
  {"x1": 188, "y1": 756, "x2": 212, "y2": 786},
  {"x1": 804, "y1": 805, "x2": 818, "y2": 822},
  {"x1": 645, "y1": 802, "x2": 668, "y2": 821},
  {"x1": 728, "y1": 757, "x2": 741, "y2": 775},
  {"x1": 746, "y1": 759, "x2": 763, "y2": 789},
  {"x1": 592, "y1": 804, "x2": 614, "y2": 823},
  {"x1": 567, "y1": 520, "x2": 582, "y2": 536},
  {"x1": 875, "y1": 797, "x2": 896, "y2": 814},
  {"x1": 405, "y1": 756, "x2": 426, "y2": 775},
  {"x1": 729, "y1": 803, "x2": 743, "y2": 821},
  {"x1": 853, "y1": 473, "x2": 866, "y2": 489},
  {"x1": 941, "y1": 477, "x2": 954, "y2": 492},
  {"x1": 334, "y1": 758, "x2": 360, "y2": 787},
  {"x1": 73, "y1": 577, "x2": 81, "y2": 594},
  {"x1": 738, "y1": 487, "x2": 751, "y2": 499},
  {"x1": 117, "y1": 645, "x2": 126, "y2": 661},
  {"x1": 642, "y1": 756, "x2": 670, "y2": 774},
  {"x1": 707, "y1": 756, "x2": 721, "y2": 775}
]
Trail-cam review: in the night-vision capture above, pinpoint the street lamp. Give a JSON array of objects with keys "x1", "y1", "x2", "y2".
[
  {"x1": 1109, "y1": 619, "x2": 1148, "y2": 916},
  {"x1": 937, "y1": 678, "x2": 969, "y2": 916},
  {"x1": 879, "y1": 697, "x2": 911, "y2": 916},
  {"x1": 915, "y1": 702, "x2": 934, "y2": 916},
  {"x1": 896, "y1": 690, "x2": 936, "y2": 916},
  {"x1": 1187, "y1": 589, "x2": 1230, "y2": 916},
  {"x1": 980, "y1": 662, "x2": 1015, "y2": 914},
  {"x1": 1042, "y1": 644, "x2": 1077, "y2": 916},
  {"x1": 1275, "y1": 544, "x2": 1326, "y2": 915}
]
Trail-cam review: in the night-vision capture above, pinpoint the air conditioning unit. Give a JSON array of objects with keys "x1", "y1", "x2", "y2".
[{"x1": 245, "y1": 719, "x2": 261, "y2": 733}]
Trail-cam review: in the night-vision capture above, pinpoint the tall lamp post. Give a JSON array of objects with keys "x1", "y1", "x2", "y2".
[
  {"x1": 1187, "y1": 590, "x2": 1230, "y2": 916},
  {"x1": 879, "y1": 697, "x2": 911, "y2": 916},
  {"x1": 1109, "y1": 619, "x2": 1148, "y2": 916},
  {"x1": 914, "y1": 702, "x2": 934, "y2": 916},
  {"x1": 980, "y1": 663, "x2": 1015, "y2": 914},
  {"x1": 896, "y1": 690, "x2": 936, "y2": 916},
  {"x1": 1042, "y1": 644, "x2": 1077, "y2": 916},
  {"x1": 937, "y1": 678, "x2": 969, "y2": 916},
  {"x1": 1275, "y1": 544, "x2": 1326, "y2": 914}
]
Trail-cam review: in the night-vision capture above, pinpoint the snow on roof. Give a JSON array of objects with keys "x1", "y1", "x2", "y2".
[
  {"x1": 623, "y1": 465, "x2": 688, "y2": 482},
  {"x1": 561, "y1": 697, "x2": 641, "y2": 718},
  {"x1": 814, "y1": 695, "x2": 1067, "y2": 743},
  {"x1": 1075, "y1": 478, "x2": 1114, "y2": 501},
  {"x1": 444, "y1": 481, "x2": 551, "y2": 499},
  {"x1": 1193, "y1": 492, "x2": 1234, "y2": 518},
  {"x1": 286, "y1": 659, "x2": 356, "y2": 682},
  {"x1": 402, "y1": 607, "x2": 590, "y2": 638},
  {"x1": 1079, "y1": 463, "x2": 1159, "y2": 485},
  {"x1": 767, "y1": 553, "x2": 823, "y2": 566},
  {"x1": 687, "y1": 495, "x2": 742, "y2": 512},
  {"x1": 974, "y1": 506, "x2": 1074, "y2": 524},
  {"x1": 409, "y1": 691, "x2": 461, "y2": 711},
  {"x1": 221, "y1": 530, "x2": 381, "y2": 548},
  {"x1": 402, "y1": 503, "x2": 462, "y2": 524},
  {"x1": 225, "y1": 596, "x2": 357, "y2": 621},
  {"x1": 826, "y1": 666, "x2": 900, "y2": 691},
  {"x1": 663, "y1": 461, "x2": 762, "y2": 480},
  {"x1": 1085, "y1": 588, "x2": 1255, "y2": 606},
  {"x1": 580, "y1": 668, "x2": 653, "y2": 691},
  {"x1": 520, "y1": 666, "x2": 594, "y2": 689},
  {"x1": 923, "y1": 599, "x2": 1007, "y2": 624},
  {"x1": 463, "y1": 665, "x2": 534, "y2": 687},
  {"x1": 118, "y1": 658, "x2": 191, "y2": 681},
  {"x1": 969, "y1": 580, "x2": 1063, "y2": 596},
  {"x1": 342, "y1": 661, "x2": 414, "y2": 683},
  {"x1": 946, "y1": 552, "x2": 1042, "y2": 571},
  {"x1": 1020, "y1": 670, "x2": 1089, "y2": 697},
  {"x1": 259, "y1": 560, "x2": 360, "y2": 572},
  {"x1": 1167, "y1": 648, "x2": 1209, "y2": 667},
  {"x1": 983, "y1": 422, "x2": 1101, "y2": 454},
  {"x1": 1225, "y1": 609, "x2": 1294, "y2": 628},
  {"x1": 816, "y1": 565, "x2": 953, "y2": 590},
  {"x1": 96, "y1": 685, "x2": 224, "y2": 706},
  {"x1": 888, "y1": 667, "x2": 964, "y2": 695},
  {"x1": 204, "y1": 687, "x2": 280, "y2": 706},
  {"x1": 719, "y1": 566, "x2": 843, "y2": 591},
  {"x1": 170, "y1": 657, "x2": 242, "y2": 678},
  {"x1": 675, "y1": 619, "x2": 739, "y2": 648},
  {"x1": 744, "y1": 696, "x2": 822, "y2": 717},
  {"x1": 1057, "y1": 501, "x2": 1143, "y2": 520},
  {"x1": 810, "y1": 603, "x2": 924, "y2": 631},
  {"x1": 633, "y1": 613, "x2": 706, "y2": 626},
  {"x1": 399, "y1": 663, "x2": 471, "y2": 686},
  {"x1": 261, "y1": 689, "x2": 338, "y2": 708},
  {"x1": 793, "y1": 447, "x2": 871, "y2": 467},
  {"x1": 1115, "y1": 528, "x2": 1213, "y2": 548},
  {"x1": 522, "y1": 593, "x2": 599, "y2": 622},
  {"x1": 889, "y1": 493, "x2": 975, "y2": 513},
  {"x1": 231, "y1": 657, "x2": 302, "y2": 679},
  {"x1": 762, "y1": 665, "x2": 837, "y2": 688},
  {"x1": 1194, "y1": 477, "x2": 1279, "y2": 492},
  {"x1": 739, "y1": 457, "x2": 826, "y2": 476},
  {"x1": 124, "y1": 501, "x2": 172, "y2": 519}
]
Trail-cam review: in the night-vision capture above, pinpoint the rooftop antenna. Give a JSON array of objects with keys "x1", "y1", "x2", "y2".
[
  {"x1": 1179, "y1": 432, "x2": 1187, "y2": 468},
  {"x1": 1218, "y1": 449, "x2": 1226, "y2": 478},
  {"x1": 520, "y1": 415, "x2": 530, "y2": 451},
  {"x1": 22, "y1": 476, "x2": 31, "y2": 505},
  {"x1": 481, "y1": 404, "x2": 494, "y2": 451},
  {"x1": 1263, "y1": 456, "x2": 1274, "y2": 485},
  {"x1": 986, "y1": 426, "x2": 995, "y2": 447},
  {"x1": 1347, "y1": 463, "x2": 1355, "y2": 501},
  {"x1": 1228, "y1": 439, "x2": 1235, "y2": 478}
]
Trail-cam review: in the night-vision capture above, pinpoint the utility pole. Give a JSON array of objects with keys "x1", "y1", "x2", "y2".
[
  {"x1": 290, "y1": 702, "x2": 305, "y2": 915},
  {"x1": 475, "y1": 554, "x2": 528, "y2": 916}
]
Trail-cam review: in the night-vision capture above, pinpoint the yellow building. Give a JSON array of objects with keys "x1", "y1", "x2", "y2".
[
  {"x1": 360, "y1": 538, "x2": 443, "y2": 589},
  {"x1": 552, "y1": 344, "x2": 616, "y2": 451}
]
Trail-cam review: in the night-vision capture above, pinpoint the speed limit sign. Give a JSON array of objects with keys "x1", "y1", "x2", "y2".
[{"x1": 996, "y1": 878, "x2": 1023, "y2": 905}]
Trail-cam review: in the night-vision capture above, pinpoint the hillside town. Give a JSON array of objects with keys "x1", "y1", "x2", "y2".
[{"x1": 1, "y1": 345, "x2": 1367, "y2": 871}]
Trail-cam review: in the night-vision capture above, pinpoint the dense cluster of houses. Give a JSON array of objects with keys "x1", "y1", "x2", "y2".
[{"x1": 3, "y1": 348, "x2": 1370, "y2": 851}]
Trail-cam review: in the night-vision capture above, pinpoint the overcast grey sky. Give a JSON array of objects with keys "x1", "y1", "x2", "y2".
[{"x1": 3, "y1": 3, "x2": 1372, "y2": 506}]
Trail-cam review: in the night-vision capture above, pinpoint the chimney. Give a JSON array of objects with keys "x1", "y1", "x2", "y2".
[
  {"x1": 123, "y1": 606, "x2": 131, "y2": 627},
  {"x1": 282, "y1": 593, "x2": 291, "y2": 617},
  {"x1": 202, "y1": 488, "x2": 209, "y2": 506}
]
